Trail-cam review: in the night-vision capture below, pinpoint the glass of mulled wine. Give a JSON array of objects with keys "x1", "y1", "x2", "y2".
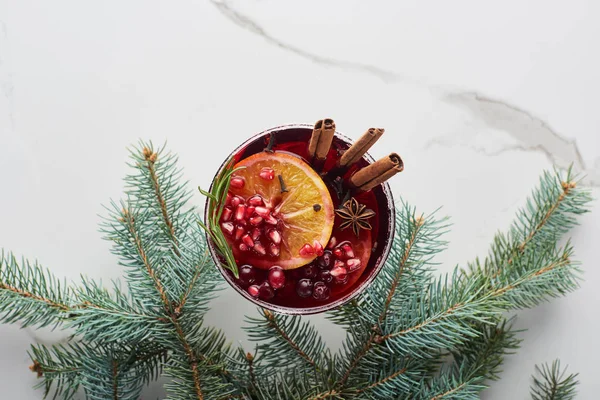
[{"x1": 205, "y1": 123, "x2": 396, "y2": 314}]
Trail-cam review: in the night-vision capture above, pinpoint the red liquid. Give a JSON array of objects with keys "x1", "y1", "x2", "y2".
[{"x1": 214, "y1": 127, "x2": 393, "y2": 311}]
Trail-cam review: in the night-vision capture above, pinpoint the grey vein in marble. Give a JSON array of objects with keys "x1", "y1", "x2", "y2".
[
  {"x1": 209, "y1": 0, "x2": 415, "y2": 84},
  {"x1": 441, "y1": 92, "x2": 600, "y2": 187}
]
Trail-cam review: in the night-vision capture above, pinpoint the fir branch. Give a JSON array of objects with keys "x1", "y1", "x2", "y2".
[
  {"x1": 0, "y1": 251, "x2": 73, "y2": 328},
  {"x1": 530, "y1": 360, "x2": 579, "y2": 400}
]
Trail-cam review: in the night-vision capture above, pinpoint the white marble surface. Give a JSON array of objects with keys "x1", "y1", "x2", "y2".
[{"x1": 1, "y1": 0, "x2": 599, "y2": 398}]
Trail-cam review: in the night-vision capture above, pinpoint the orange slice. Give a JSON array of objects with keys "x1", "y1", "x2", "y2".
[{"x1": 223, "y1": 151, "x2": 334, "y2": 270}]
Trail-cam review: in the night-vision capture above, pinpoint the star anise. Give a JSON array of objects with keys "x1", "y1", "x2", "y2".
[{"x1": 335, "y1": 197, "x2": 375, "y2": 237}]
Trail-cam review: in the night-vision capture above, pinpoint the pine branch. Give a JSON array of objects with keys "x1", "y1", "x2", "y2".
[
  {"x1": 0, "y1": 251, "x2": 74, "y2": 328},
  {"x1": 530, "y1": 360, "x2": 579, "y2": 400}
]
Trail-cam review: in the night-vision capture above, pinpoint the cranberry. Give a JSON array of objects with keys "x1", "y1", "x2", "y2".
[
  {"x1": 302, "y1": 264, "x2": 318, "y2": 279},
  {"x1": 312, "y1": 282, "x2": 330, "y2": 301},
  {"x1": 259, "y1": 282, "x2": 275, "y2": 300},
  {"x1": 259, "y1": 167, "x2": 275, "y2": 180},
  {"x1": 296, "y1": 279, "x2": 313, "y2": 298},
  {"x1": 230, "y1": 176, "x2": 245, "y2": 188},
  {"x1": 299, "y1": 243, "x2": 315, "y2": 257},
  {"x1": 268, "y1": 266, "x2": 285, "y2": 289},
  {"x1": 238, "y1": 265, "x2": 256, "y2": 286},
  {"x1": 317, "y1": 250, "x2": 332, "y2": 269},
  {"x1": 319, "y1": 270, "x2": 333, "y2": 283},
  {"x1": 248, "y1": 285, "x2": 260, "y2": 297}
]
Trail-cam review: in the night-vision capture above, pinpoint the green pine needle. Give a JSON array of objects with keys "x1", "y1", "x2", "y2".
[{"x1": 530, "y1": 360, "x2": 579, "y2": 400}]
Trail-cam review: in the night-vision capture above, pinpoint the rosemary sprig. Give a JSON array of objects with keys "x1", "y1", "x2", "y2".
[{"x1": 198, "y1": 159, "x2": 244, "y2": 278}]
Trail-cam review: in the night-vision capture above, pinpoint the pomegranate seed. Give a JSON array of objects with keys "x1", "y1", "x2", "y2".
[
  {"x1": 254, "y1": 242, "x2": 267, "y2": 255},
  {"x1": 265, "y1": 214, "x2": 278, "y2": 225},
  {"x1": 296, "y1": 279, "x2": 313, "y2": 298},
  {"x1": 230, "y1": 176, "x2": 245, "y2": 188},
  {"x1": 346, "y1": 258, "x2": 361, "y2": 272},
  {"x1": 248, "y1": 195, "x2": 264, "y2": 206},
  {"x1": 268, "y1": 266, "x2": 285, "y2": 289},
  {"x1": 235, "y1": 204, "x2": 246, "y2": 221},
  {"x1": 268, "y1": 229, "x2": 282, "y2": 245},
  {"x1": 327, "y1": 236, "x2": 337, "y2": 249},
  {"x1": 333, "y1": 248, "x2": 343, "y2": 258},
  {"x1": 225, "y1": 192, "x2": 232, "y2": 206},
  {"x1": 259, "y1": 282, "x2": 275, "y2": 300},
  {"x1": 334, "y1": 260, "x2": 345, "y2": 269},
  {"x1": 238, "y1": 265, "x2": 256, "y2": 286},
  {"x1": 251, "y1": 228, "x2": 261, "y2": 241},
  {"x1": 239, "y1": 243, "x2": 249, "y2": 252},
  {"x1": 221, "y1": 222, "x2": 234, "y2": 236},
  {"x1": 231, "y1": 196, "x2": 243, "y2": 208},
  {"x1": 259, "y1": 167, "x2": 275, "y2": 180},
  {"x1": 269, "y1": 243, "x2": 280, "y2": 257},
  {"x1": 342, "y1": 244, "x2": 354, "y2": 258},
  {"x1": 317, "y1": 251, "x2": 332, "y2": 269},
  {"x1": 254, "y1": 206, "x2": 271, "y2": 218},
  {"x1": 330, "y1": 266, "x2": 347, "y2": 280},
  {"x1": 245, "y1": 206, "x2": 256, "y2": 218},
  {"x1": 313, "y1": 241, "x2": 324, "y2": 256},
  {"x1": 299, "y1": 243, "x2": 315, "y2": 257},
  {"x1": 312, "y1": 282, "x2": 330, "y2": 301},
  {"x1": 221, "y1": 207, "x2": 233, "y2": 222},
  {"x1": 242, "y1": 234, "x2": 254, "y2": 248},
  {"x1": 249, "y1": 216, "x2": 263, "y2": 226},
  {"x1": 234, "y1": 225, "x2": 245, "y2": 241},
  {"x1": 248, "y1": 285, "x2": 260, "y2": 297}
]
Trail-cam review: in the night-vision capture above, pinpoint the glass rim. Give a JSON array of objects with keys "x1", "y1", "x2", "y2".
[{"x1": 204, "y1": 123, "x2": 396, "y2": 315}]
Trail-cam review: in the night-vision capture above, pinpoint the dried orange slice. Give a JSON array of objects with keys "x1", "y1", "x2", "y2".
[{"x1": 221, "y1": 151, "x2": 334, "y2": 270}]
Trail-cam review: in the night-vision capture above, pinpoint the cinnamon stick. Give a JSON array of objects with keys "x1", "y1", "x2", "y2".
[
  {"x1": 340, "y1": 128, "x2": 385, "y2": 167},
  {"x1": 308, "y1": 118, "x2": 336, "y2": 161},
  {"x1": 349, "y1": 153, "x2": 404, "y2": 191}
]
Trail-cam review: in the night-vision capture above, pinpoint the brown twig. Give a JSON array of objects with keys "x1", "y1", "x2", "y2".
[
  {"x1": 0, "y1": 283, "x2": 71, "y2": 312},
  {"x1": 354, "y1": 367, "x2": 408, "y2": 394},
  {"x1": 143, "y1": 148, "x2": 181, "y2": 257},
  {"x1": 431, "y1": 381, "x2": 468, "y2": 399}
]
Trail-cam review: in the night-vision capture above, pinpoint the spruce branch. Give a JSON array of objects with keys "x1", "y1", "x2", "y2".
[
  {"x1": 0, "y1": 251, "x2": 74, "y2": 328},
  {"x1": 530, "y1": 360, "x2": 579, "y2": 400}
]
